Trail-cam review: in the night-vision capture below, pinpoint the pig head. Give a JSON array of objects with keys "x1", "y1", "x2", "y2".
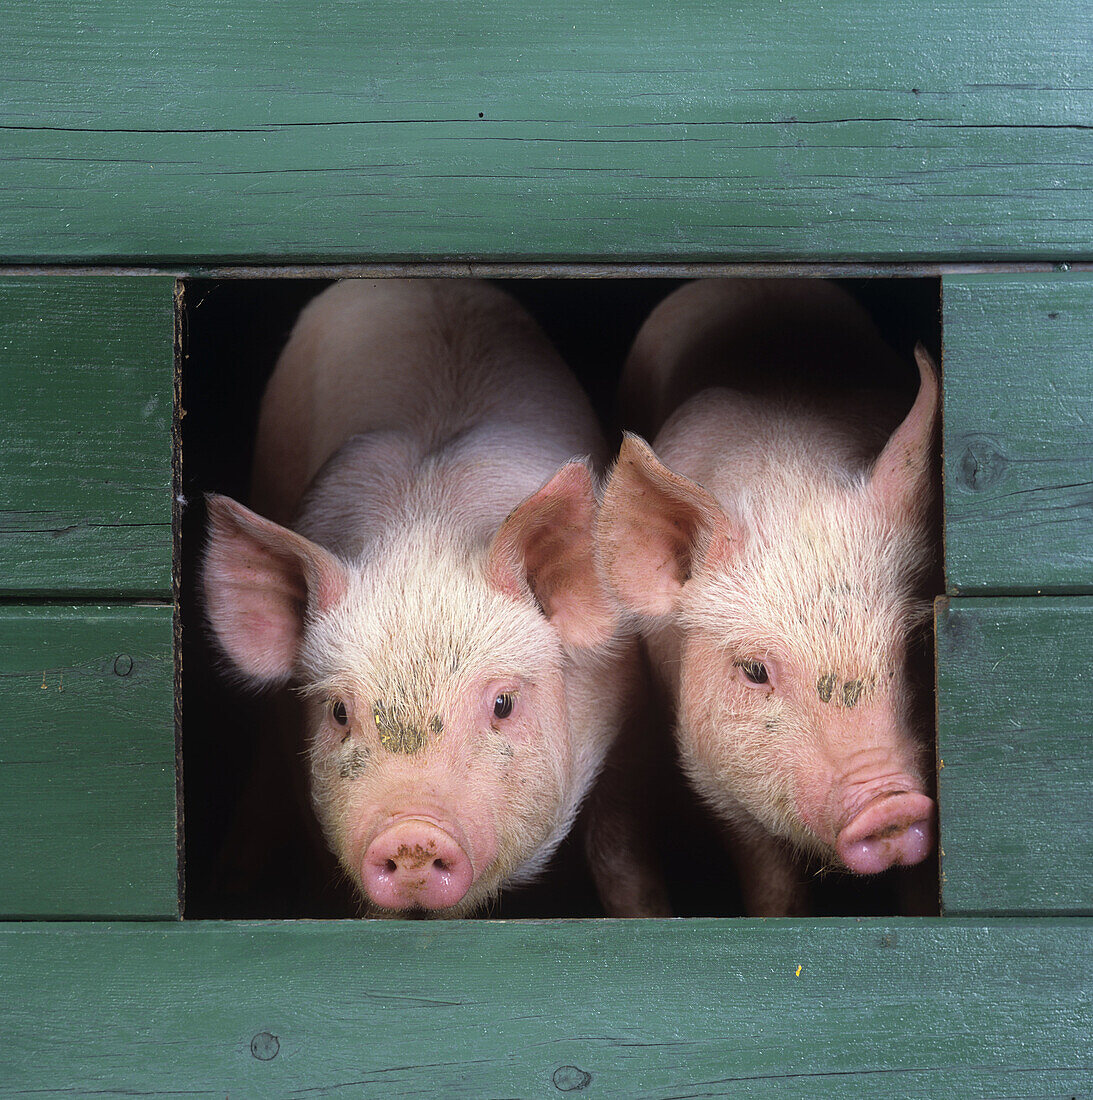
[
  {"x1": 598, "y1": 346, "x2": 940, "y2": 885},
  {"x1": 204, "y1": 459, "x2": 617, "y2": 917}
]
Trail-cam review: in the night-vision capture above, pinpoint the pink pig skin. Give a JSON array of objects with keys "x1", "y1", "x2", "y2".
[
  {"x1": 203, "y1": 279, "x2": 647, "y2": 918},
  {"x1": 599, "y1": 280, "x2": 940, "y2": 916}
]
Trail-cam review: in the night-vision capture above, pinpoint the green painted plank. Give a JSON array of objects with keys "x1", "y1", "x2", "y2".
[
  {"x1": 0, "y1": 605, "x2": 178, "y2": 918},
  {"x1": 936, "y1": 597, "x2": 1093, "y2": 916},
  {"x1": 0, "y1": 277, "x2": 175, "y2": 596},
  {"x1": 0, "y1": 1, "x2": 1090, "y2": 263},
  {"x1": 943, "y1": 273, "x2": 1093, "y2": 595},
  {"x1": 1, "y1": 919, "x2": 1090, "y2": 1098}
]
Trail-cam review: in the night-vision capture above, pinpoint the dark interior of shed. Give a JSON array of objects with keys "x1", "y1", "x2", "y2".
[{"x1": 179, "y1": 274, "x2": 942, "y2": 919}]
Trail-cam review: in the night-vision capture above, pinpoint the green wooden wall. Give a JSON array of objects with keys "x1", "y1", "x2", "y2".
[
  {"x1": 936, "y1": 597, "x2": 1093, "y2": 916},
  {"x1": 0, "y1": 278, "x2": 175, "y2": 596},
  {"x1": 0, "y1": 270, "x2": 1087, "y2": 1095},
  {"x1": 0, "y1": 0, "x2": 1090, "y2": 263},
  {"x1": 937, "y1": 269, "x2": 1093, "y2": 923},
  {"x1": 2, "y1": 919, "x2": 1091, "y2": 1097},
  {"x1": 943, "y1": 273, "x2": 1093, "y2": 596},
  {"x1": 0, "y1": 277, "x2": 179, "y2": 922},
  {"x1": 0, "y1": 605, "x2": 177, "y2": 918},
  {"x1": 0, "y1": 0, "x2": 1091, "y2": 1095}
]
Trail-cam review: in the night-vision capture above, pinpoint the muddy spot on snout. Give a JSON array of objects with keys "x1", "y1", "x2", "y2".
[
  {"x1": 373, "y1": 701, "x2": 444, "y2": 754},
  {"x1": 842, "y1": 679, "x2": 866, "y2": 708},
  {"x1": 817, "y1": 672, "x2": 838, "y2": 703},
  {"x1": 338, "y1": 744, "x2": 372, "y2": 780},
  {"x1": 394, "y1": 843, "x2": 438, "y2": 870},
  {"x1": 486, "y1": 730, "x2": 516, "y2": 758},
  {"x1": 817, "y1": 673, "x2": 873, "y2": 708}
]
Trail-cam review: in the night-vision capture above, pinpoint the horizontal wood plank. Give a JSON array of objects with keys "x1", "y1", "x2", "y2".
[
  {"x1": 942, "y1": 273, "x2": 1093, "y2": 595},
  {"x1": 0, "y1": 605, "x2": 178, "y2": 918},
  {"x1": 1, "y1": 1, "x2": 1090, "y2": 262},
  {"x1": 1, "y1": 918, "x2": 1090, "y2": 1098},
  {"x1": 0, "y1": 277, "x2": 175, "y2": 596},
  {"x1": 936, "y1": 597, "x2": 1093, "y2": 915}
]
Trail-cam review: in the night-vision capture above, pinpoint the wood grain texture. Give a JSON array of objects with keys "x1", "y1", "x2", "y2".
[
  {"x1": 1, "y1": 1, "x2": 1090, "y2": 263},
  {"x1": 0, "y1": 277, "x2": 175, "y2": 595},
  {"x1": 943, "y1": 273, "x2": 1093, "y2": 595},
  {"x1": 936, "y1": 597, "x2": 1092, "y2": 916},
  {"x1": 1, "y1": 918, "x2": 1090, "y2": 1098},
  {"x1": 0, "y1": 605, "x2": 178, "y2": 918}
]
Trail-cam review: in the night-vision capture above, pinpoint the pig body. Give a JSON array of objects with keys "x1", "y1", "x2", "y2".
[
  {"x1": 205, "y1": 279, "x2": 635, "y2": 917},
  {"x1": 600, "y1": 280, "x2": 939, "y2": 915}
]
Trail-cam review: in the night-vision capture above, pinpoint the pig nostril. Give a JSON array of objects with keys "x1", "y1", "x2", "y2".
[
  {"x1": 836, "y1": 792, "x2": 936, "y2": 874},
  {"x1": 362, "y1": 819, "x2": 475, "y2": 910}
]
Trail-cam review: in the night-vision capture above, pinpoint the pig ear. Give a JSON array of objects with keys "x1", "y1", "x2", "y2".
[
  {"x1": 485, "y1": 462, "x2": 616, "y2": 649},
  {"x1": 869, "y1": 343, "x2": 940, "y2": 515},
  {"x1": 597, "y1": 434, "x2": 736, "y2": 619},
  {"x1": 203, "y1": 494, "x2": 350, "y2": 686}
]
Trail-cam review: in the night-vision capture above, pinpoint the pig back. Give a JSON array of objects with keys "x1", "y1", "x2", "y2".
[
  {"x1": 655, "y1": 384, "x2": 905, "y2": 506},
  {"x1": 251, "y1": 279, "x2": 606, "y2": 526},
  {"x1": 620, "y1": 279, "x2": 907, "y2": 443}
]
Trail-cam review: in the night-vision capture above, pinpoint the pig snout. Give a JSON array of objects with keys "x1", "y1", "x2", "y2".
[
  {"x1": 361, "y1": 818, "x2": 474, "y2": 911},
  {"x1": 835, "y1": 791, "x2": 935, "y2": 875}
]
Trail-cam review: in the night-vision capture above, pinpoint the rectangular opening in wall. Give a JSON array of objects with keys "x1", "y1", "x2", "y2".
[{"x1": 179, "y1": 274, "x2": 942, "y2": 920}]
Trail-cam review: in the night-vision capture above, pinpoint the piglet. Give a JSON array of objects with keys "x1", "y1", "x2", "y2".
[
  {"x1": 204, "y1": 279, "x2": 635, "y2": 917},
  {"x1": 598, "y1": 279, "x2": 939, "y2": 915}
]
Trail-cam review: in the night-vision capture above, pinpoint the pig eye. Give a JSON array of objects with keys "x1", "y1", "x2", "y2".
[
  {"x1": 493, "y1": 692, "x2": 516, "y2": 720},
  {"x1": 736, "y1": 660, "x2": 769, "y2": 685},
  {"x1": 331, "y1": 699, "x2": 349, "y2": 726}
]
